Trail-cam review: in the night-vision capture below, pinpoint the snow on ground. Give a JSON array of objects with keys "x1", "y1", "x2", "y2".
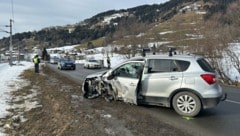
[
  {"x1": 103, "y1": 13, "x2": 126, "y2": 24},
  {"x1": 136, "y1": 33, "x2": 145, "y2": 37},
  {"x1": 47, "y1": 45, "x2": 79, "y2": 52},
  {"x1": 185, "y1": 34, "x2": 204, "y2": 40},
  {"x1": 159, "y1": 31, "x2": 174, "y2": 35},
  {"x1": 0, "y1": 61, "x2": 33, "y2": 135},
  {"x1": 148, "y1": 41, "x2": 171, "y2": 48},
  {"x1": 0, "y1": 62, "x2": 33, "y2": 118},
  {"x1": 221, "y1": 43, "x2": 240, "y2": 81},
  {"x1": 85, "y1": 53, "x2": 127, "y2": 68}
]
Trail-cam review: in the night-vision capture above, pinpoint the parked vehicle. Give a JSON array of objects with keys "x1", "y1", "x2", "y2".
[
  {"x1": 82, "y1": 54, "x2": 226, "y2": 117},
  {"x1": 50, "y1": 56, "x2": 60, "y2": 64},
  {"x1": 84, "y1": 59, "x2": 101, "y2": 69},
  {"x1": 58, "y1": 57, "x2": 76, "y2": 70}
]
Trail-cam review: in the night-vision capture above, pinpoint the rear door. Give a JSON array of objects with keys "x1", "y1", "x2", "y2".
[{"x1": 140, "y1": 59, "x2": 183, "y2": 100}]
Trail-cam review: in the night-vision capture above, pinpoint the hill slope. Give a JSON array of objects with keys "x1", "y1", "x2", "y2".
[{"x1": 0, "y1": 0, "x2": 239, "y2": 54}]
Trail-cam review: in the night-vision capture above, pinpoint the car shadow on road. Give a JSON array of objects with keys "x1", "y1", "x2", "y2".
[{"x1": 197, "y1": 101, "x2": 240, "y2": 118}]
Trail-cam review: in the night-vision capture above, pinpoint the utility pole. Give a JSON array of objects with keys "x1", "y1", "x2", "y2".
[{"x1": 5, "y1": 19, "x2": 13, "y2": 66}]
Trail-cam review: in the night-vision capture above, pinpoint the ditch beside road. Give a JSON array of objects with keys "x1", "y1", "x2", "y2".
[{"x1": 3, "y1": 66, "x2": 191, "y2": 136}]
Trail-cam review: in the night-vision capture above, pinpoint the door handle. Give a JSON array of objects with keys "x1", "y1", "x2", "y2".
[{"x1": 170, "y1": 76, "x2": 178, "y2": 80}]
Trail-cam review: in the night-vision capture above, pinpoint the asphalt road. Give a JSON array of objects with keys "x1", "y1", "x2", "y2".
[{"x1": 47, "y1": 63, "x2": 240, "y2": 136}]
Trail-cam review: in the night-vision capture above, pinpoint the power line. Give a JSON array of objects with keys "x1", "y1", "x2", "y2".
[{"x1": 0, "y1": 28, "x2": 9, "y2": 33}]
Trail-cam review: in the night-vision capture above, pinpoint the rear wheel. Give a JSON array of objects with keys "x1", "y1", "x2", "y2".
[{"x1": 172, "y1": 91, "x2": 201, "y2": 117}]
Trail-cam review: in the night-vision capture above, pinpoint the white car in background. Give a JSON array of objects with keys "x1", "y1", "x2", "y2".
[
  {"x1": 50, "y1": 56, "x2": 60, "y2": 64},
  {"x1": 84, "y1": 59, "x2": 102, "y2": 69}
]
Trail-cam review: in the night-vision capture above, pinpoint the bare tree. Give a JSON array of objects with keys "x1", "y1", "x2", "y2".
[{"x1": 199, "y1": 13, "x2": 240, "y2": 84}]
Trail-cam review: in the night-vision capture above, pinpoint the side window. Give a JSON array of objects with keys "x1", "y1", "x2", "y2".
[
  {"x1": 114, "y1": 62, "x2": 143, "y2": 78},
  {"x1": 148, "y1": 59, "x2": 172, "y2": 73},
  {"x1": 197, "y1": 59, "x2": 214, "y2": 73},
  {"x1": 147, "y1": 59, "x2": 188, "y2": 73},
  {"x1": 175, "y1": 60, "x2": 190, "y2": 72},
  {"x1": 170, "y1": 60, "x2": 180, "y2": 72}
]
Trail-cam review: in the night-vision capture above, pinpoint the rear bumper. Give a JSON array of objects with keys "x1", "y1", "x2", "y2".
[
  {"x1": 62, "y1": 65, "x2": 75, "y2": 70},
  {"x1": 202, "y1": 93, "x2": 227, "y2": 109},
  {"x1": 89, "y1": 65, "x2": 101, "y2": 68}
]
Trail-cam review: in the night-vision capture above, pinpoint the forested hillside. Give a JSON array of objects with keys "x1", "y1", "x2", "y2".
[{"x1": 0, "y1": 0, "x2": 239, "y2": 54}]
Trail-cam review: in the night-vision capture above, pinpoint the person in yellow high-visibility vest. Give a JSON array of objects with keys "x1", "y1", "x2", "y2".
[{"x1": 32, "y1": 55, "x2": 40, "y2": 73}]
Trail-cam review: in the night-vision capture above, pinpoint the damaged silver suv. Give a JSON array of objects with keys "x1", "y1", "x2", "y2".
[{"x1": 82, "y1": 54, "x2": 225, "y2": 117}]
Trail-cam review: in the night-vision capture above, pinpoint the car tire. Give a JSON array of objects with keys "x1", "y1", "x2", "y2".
[{"x1": 172, "y1": 91, "x2": 201, "y2": 117}]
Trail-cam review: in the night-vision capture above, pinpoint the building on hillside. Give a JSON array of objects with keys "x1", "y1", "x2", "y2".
[{"x1": 179, "y1": 3, "x2": 202, "y2": 13}]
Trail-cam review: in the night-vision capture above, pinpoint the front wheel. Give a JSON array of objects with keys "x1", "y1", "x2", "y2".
[{"x1": 172, "y1": 91, "x2": 201, "y2": 117}]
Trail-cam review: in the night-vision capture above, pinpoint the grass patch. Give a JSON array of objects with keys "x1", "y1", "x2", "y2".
[{"x1": 75, "y1": 37, "x2": 106, "y2": 49}]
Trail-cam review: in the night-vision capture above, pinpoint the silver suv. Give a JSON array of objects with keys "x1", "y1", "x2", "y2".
[{"x1": 82, "y1": 54, "x2": 226, "y2": 117}]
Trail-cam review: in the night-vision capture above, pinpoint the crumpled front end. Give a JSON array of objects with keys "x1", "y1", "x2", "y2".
[
  {"x1": 82, "y1": 73, "x2": 117, "y2": 101},
  {"x1": 82, "y1": 76, "x2": 102, "y2": 99},
  {"x1": 82, "y1": 69, "x2": 139, "y2": 104}
]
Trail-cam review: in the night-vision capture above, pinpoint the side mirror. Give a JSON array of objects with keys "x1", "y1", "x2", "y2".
[
  {"x1": 147, "y1": 67, "x2": 152, "y2": 73},
  {"x1": 107, "y1": 72, "x2": 115, "y2": 80}
]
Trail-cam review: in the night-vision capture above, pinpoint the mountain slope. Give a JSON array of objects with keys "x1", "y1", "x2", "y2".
[{"x1": 0, "y1": 0, "x2": 239, "y2": 54}]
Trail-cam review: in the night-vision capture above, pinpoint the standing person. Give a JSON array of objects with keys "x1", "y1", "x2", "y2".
[
  {"x1": 42, "y1": 47, "x2": 48, "y2": 66},
  {"x1": 107, "y1": 56, "x2": 111, "y2": 69},
  {"x1": 33, "y1": 55, "x2": 41, "y2": 73}
]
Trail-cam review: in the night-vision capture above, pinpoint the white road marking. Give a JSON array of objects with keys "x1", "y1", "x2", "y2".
[{"x1": 226, "y1": 99, "x2": 240, "y2": 105}]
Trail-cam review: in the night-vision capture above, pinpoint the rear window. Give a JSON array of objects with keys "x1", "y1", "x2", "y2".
[{"x1": 197, "y1": 59, "x2": 215, "y2": 73}]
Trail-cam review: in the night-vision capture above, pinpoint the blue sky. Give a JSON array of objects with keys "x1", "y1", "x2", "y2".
[{"x1": 0, "y1": 0, "x2": 169, "y2": 39}]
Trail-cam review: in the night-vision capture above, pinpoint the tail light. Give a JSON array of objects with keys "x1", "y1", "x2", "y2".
[{"x1": 201, "y1": 74, "x2": 216, "y2": 85}]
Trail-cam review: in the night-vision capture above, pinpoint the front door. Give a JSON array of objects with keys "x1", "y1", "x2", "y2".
[{"x1": 111, "y1": 62, "x2": 143, "y2": 104}]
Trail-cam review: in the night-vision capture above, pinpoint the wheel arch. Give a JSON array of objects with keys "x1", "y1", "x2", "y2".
[{"x1": 169, "y1": 88, "x2": 203, "y2": 108}]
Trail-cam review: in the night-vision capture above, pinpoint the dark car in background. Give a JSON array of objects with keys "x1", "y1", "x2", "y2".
[{"x1": 57, "y1": 58, "x2": 76, "y2": 70}]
